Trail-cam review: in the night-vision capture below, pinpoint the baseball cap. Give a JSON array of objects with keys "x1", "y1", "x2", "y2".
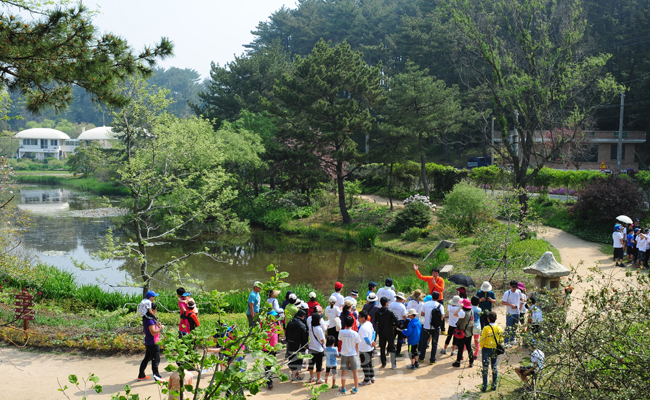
[
  {"x1": 145, "y1": 290, "x2": 159, "y2": 298},
  {"x1": 351, "y1": 289, "x2": 359, "y2": 296},
  {"x1": 254, "y1": 281, "x2": 262, "y2": 288},
  {"x1": 335, "y1": 282, "x2": 344, "y2": 290}
]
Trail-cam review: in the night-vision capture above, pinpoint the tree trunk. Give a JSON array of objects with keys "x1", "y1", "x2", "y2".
[
  {"x1": 444, "y1": 132, "x2": 450, "y2": 163},
  {"x1": 270, "y1": 174, "x2": 276, "y2": 190},
  {"x1": 419, "y1": 133, "x2": 430, "y2": 198},
  {"x1": 337, "y1": 250, "x2": 349, "y2": 281},
  {"x1": 337, "y1": 163, "x2": 352, "y2": 224},
  {"x1": 482, "y1": 132, "x2": 488, "y2": 158},
  {"x1": 253, "y1": 173, "x2": 259, "y2": 197},
  {"x1": 388, "y1": 162, "x2": 394, "y2": 212},
  {"x1": 133, "y1": 217, "x2": 149, "y2": 297}
]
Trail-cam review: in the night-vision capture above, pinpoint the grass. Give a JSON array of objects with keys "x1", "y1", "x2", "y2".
[
  {"x1": 13, "y1": 174, "x2": 129, "y2": 196},
  {"x1": 14, "y1": 170, "x2": 71, "y2": 175}
]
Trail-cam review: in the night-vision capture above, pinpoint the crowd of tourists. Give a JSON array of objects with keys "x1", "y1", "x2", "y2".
[
  {"x1": 612, "y1": 219, "x2": 648, "y2": 269},
  {"x1": 136, "y1": 267, "x2": 545, "y2": 397}
]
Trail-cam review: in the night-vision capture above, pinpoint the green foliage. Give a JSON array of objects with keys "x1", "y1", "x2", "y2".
[
  {"x1": 387, "y1": 201, "x2": 432, "y2": 233},
  {"x1": 469, "y1": 165, "x2": 507, "y2": 188},
  {"x1": 13, "y1": 174, "x2": 129, "y2": 196},
  {"x1": 527, "y1": 167, "x2": 605, "y2": 191},
  {"x1": 356, "y1": 226, "x2": 379, "y2": 248},
  {"x1": 400, "y1": 227, "x2": 422, "y2": 242},
  {"x1": 261, "y1": 208, "x2": 291, "y2": 231},
  {"x1": 428, "y1": 248, "x2": 450, "y2": 269},
  {"x1": 438, "y1": 181, "x2": 495, "y2": 234},
  {"x1": 344, "y1": 180, "x2": 363, "y2": 208}
]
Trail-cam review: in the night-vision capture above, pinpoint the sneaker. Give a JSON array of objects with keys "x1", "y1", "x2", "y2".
[
  {"x1": 331, "y1": 384, "x2": 339, "y2": 389},
  {"x1": 481, "y1": 387, "x2": 487, "y2": 392},
  {"x1": 430, "y1": 360, "x2": 437, "y2": 365},
  {"x1": 451, "y1": 350, "x2": 458, "y2": 356},
  {"x1": 452, "y1": 361, "x2": 461, "y2": 368},
  {"x1": 405, "y1": 365, "x2": 416, "y2": 370},
  {"x1": 391, "y1": 364, "x2": 396, "y2": 370},
  {"x1": 339, "y1": 388, "x2": 347, "y2": 394},
  {"x1": 137, "y1": 376, "x2": 150, "y2": 381},
  {"x1": 359, "y1": 381, "x2": 372, "y2": 386},
  {"x1": 153, "y1": 375, "x2": 163, "y2": 382},
  {"x1": 316, "y1": 379, "x2": 325, "y2": 384},
  {"x1": 414, "y1": 362, "x2": 420, "y2": 368},
  {"x1": 351, "y1": 388, "x2": 358, "y2": 394},
  {"x1": 440, "y1": 348, "x2": 447, "y2": 355},
  {"x1": 291, "y1": 375, "x2": 304, "y2": 382}
]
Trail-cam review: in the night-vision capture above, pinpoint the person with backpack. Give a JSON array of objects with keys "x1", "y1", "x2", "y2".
[
  {"x1": 480, "y1": 311, "x2": 504, "y2": 392},
  {"x1": 452, "y1": 299, "x2": 474, "y2": 368},
  {"x1": 286, "y1": 310, "x2": 309, "y2": 382},
  {"x1": 180, "y1": 300, "x2": 200, "y2": 333},
  {"x1": 374, "y1": 296, "x2": 398, "y2": 369},
  {"x1": 419, "y1": 291, "x2": 445, "y2": 364}
]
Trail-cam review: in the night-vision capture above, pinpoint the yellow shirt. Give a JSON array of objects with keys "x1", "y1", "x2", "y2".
[{"x1": 480, "y1": 323, "x2": 504, "y2": 349}]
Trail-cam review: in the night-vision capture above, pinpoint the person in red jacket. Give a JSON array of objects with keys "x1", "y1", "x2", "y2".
[
  {"x1": 307, "y1": 292, "x2": 321, "y2": 317},
  {"x1": 180, "y1": 300, "x2": 200, "y2": 333},
  {"x1": 413, "y1": 264, "x2": 445, "y2": 299}
]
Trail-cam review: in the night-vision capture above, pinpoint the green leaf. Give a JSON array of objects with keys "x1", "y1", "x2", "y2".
[
  {"x1": 266, "y1": 265, "x2": 275, "y2": 272},
  {"x1": 68, "y1": 375, "x2": 79, "y2": 385}
]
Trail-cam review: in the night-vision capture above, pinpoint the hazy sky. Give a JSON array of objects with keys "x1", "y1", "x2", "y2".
[{"x1": 88, "y1": 0, "x2": 294, "y2": 79}]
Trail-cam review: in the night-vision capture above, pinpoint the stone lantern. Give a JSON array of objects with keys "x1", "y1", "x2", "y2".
[{"x1": 523, "y1": 251, "x2": 570, "y2": 290}]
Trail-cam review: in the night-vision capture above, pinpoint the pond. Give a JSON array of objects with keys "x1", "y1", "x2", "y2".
[{"x1": 14, "y1": 186, "x2": 417, "y2": 294}]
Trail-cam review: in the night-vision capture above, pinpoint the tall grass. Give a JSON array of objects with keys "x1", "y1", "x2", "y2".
[{"x1": 13, "y1": 175, "x2": 129, "y2": 196}]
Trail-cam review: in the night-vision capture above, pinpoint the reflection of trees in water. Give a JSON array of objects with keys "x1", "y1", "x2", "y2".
[
  {"x1": 117, "y1": 232, "x2": 414, "y2": 293},
  {"x1": 22, "y1": 215, "x2": 120, "y2": 253}
]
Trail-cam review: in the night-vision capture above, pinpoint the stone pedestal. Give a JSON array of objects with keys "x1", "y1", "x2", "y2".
[{"x1": 523, "y1": 251, "x2": 570, "y2": 290}]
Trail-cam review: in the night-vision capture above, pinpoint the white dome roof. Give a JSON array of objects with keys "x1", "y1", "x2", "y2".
[
  {"x1": 15, "y1": 128, "x2": 70, "y2": 140},
  {"x1": 78, "y1": 126, "x2": 115, "y2": 140}
]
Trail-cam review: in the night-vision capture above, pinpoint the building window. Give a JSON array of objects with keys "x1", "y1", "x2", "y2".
[
  {"x1": 23, "y1": 139, "x2": 38, "y2": 145},
  {"x1": 610, "y1": 144, "x2": 625, "y2": 160},
  {"x1": 50, "y1": 139, "x2": 58, "y2": 146}
]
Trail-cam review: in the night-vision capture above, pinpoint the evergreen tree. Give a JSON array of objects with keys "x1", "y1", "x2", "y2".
[{"x1": 266, "y1": 40, "x2": 383, "y2": 224}]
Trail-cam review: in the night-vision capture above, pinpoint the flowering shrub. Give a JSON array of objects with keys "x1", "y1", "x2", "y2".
[{"x1": 403, "y1": 194, "x2": 437, "y2": 209}]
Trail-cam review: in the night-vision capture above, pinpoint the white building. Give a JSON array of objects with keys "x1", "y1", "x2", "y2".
[
  {"x1": 15, "y1": 128, "x2": 78, "y2": 160},
  {"x1": 77, "y1": 126, "x2": 116, "y2": 149}
]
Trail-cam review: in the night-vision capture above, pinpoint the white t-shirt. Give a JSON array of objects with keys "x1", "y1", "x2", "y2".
[
  {"x1": 343, "y1": 296, "x2": 358, "y2": 310},
  {"x1": 612, "y1": 231, "x2": 624, "y2": 248},
  {"x1": 308, "y1": 324, "x2": 326, "y2": 352},
  {"x1": 447, "y1": 305, "x2": 462, "y2": 327},
  {"x1": 502, "y1": 289, "x2": 523, "y2": 315},
  {"x1": 638, "y1": 235, "x2": 648, "y2": 252},
  {"x1": 519, "y1": 293, "x2": 527, "y2": 314},
  {"x1": 357, "y1": 321, "x2": 375, "y2": 353},
  {"x1": 530, "y1": 305, "x2": 543, "y2": 323},
  {"x1": 138, "y1": 299, "x2": 152, "y2": 317},
  {"x1": 407, "y1": 300, "x2": 424, "y2": 322},
  {"x1": 376, "y1": 287, "x2": 395, "y2": 303},
  {"x1": 306, "y1": 316, "x2": 328, "y2": 333},
  {"x1": 531, "y1": 349, "x2": 545, "y2": 373},
  {"x1": 421, "y1": 300, "x2": 445, "y2": 329},
  {"x1": 388, "y1": 301, "x2": 407, "y2": 320},
  {"x1": 331, "y1": 292, "x2": 345, "y2": 309},
  {"x1": 338, "y1": 328, "x2": 362, "y2": 357},
  {"x1": 324, "y1": 305, "x2": 340, "y2": 324}
]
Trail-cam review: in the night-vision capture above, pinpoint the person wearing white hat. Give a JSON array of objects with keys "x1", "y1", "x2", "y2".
[
  {"x1": 476, "y1": 281, "x2": 496, "y2": 329},
  {"x1": 362, "y1": 292, "x2": 380, "y2": 333},
  {"x1": 325, "y1": 295, "x2": 342, "y2": 342},
  {"x1": 441, "y1": 295, "x2": 462, "y2": 355},
  {"x1": 389, "y1": 292, "x2": 408, "y2": 357}
]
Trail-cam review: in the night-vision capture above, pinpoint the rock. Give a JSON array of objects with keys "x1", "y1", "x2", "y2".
[
  {"x1": 523, "y1": 251, "x2": 570, "y2": 278},
  {"x1": 440, "y1": 265, "x2": 454, "y2": 278}
]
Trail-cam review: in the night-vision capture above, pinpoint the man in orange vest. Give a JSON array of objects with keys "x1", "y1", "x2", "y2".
[{"x1": 413, "y1": 264, "x2": 445, "y2": 299}]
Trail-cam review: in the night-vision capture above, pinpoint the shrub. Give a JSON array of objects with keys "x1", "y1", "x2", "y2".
[
  {"x1": 428, "y1": 248, "x2": 450, "y2": 269},
  {"x1": 387, "y1": 202, "x2": 432, "y2": 233},
  {"x1": 400, "y1": 227, "x2": 422, "y2": 242},
  {"x1": 437, "y1": 181, "x2": 495, "y2": 234},
  {"x1": 571, "y1": 174, "x2": 646, "y2": 226},
  {"x1": 403, "y1": 194, "x2": 436, "y2": 208},
  {"x1": 261, "y1": 208, "x2": 291, "y2": 230},
  {"x1": 356, "y1": 226, "x2": 379, "y2": 248}
]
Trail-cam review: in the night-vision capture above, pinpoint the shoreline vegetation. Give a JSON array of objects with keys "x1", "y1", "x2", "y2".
[{"x1": 13, "y1": 174, "x2": 129, "y2": 196}]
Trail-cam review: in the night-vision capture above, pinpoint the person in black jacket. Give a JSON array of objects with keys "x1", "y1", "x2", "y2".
[
  {"x1": 286, "y1": 309, "x2": 309, "y2": 381},
  {"x1": 374, "y1": 296, "x2": 398, "y2": 369}
]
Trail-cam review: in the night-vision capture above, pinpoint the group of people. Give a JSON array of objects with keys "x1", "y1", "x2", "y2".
[
  {"x1": 612, "y1": 219, "x2": 648, "y2": 269},
  {"x1": 136, "y1": 268, "x2": 545, "y2": 396}
]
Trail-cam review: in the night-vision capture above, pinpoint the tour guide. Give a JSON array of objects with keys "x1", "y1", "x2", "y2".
[
  {"x1": 413, "y1": 264, "x2": 445, "y2": 298},
  {"x1": 247, "y1": 281, "x2": 262, "y2": 328}
]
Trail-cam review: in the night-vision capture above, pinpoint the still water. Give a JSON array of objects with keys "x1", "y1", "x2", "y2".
[{"x1": 15, "y1": 187, "x2": 416, "y2": 294}]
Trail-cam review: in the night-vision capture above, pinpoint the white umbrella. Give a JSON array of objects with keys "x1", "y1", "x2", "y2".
[{"x1": 616, "y1": 215, "x2": 633, "y2": 224}]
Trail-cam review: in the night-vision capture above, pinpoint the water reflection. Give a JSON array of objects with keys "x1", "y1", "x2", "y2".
[{"x1": 15, "y1": 186, "x2": 416, "y2": 294}]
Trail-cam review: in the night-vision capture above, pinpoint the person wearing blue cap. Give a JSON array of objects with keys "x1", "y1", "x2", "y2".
[
  {"x1": 626, "y1": 227, "x2": 637, "y2": 264},
  {"x1": 138, "y1": 290, "x2": 159, "y2": 318},
  {"x1": 612, "y1": 224, "x2": 625, "y2": 267}
]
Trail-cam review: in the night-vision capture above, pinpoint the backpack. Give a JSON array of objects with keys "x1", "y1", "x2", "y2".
[
  {"x1": 180, "y1": 310, "x2": 199, "y2": 331},
  {"x1": 430, "y1": 304, "x2": 443, "y2": 329}
]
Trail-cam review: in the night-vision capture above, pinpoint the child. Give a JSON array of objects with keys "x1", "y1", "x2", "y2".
[
  {"x1": 180, "y1": 300, "x2": 200, "y2": 334},
  {"x1": 471, "y1": 296, "x2": 482, "y2": 359},
  {"x1": 138, "y1": 290, "x2": 159, "y2": 318},
  {"x1": 324, "y1": 336, "x2": 339, "y2": 389},
  {"x1": 528, "y1": 297, "x2": 543, "y2": 334},
  {"x1": 338, "y1": 316, "x2": 361, "y2": 395},
  {"x1": 399, "y1": 308, "x2": 422, "y2": 369}
]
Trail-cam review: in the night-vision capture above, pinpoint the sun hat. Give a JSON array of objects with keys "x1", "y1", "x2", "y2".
[
  {"x1": 517, "y1": 282, "x2": 526, "y2": 291},
  {"x1": 344, "y1": 299, "x2": 354, "y2": 308},
  {"x1": 367, "y1": 292, "x2": 377, "y2": 302},
  {"x1": 328, "y1": 295, "x2": 337, "y2": 304},
  {"x1": 395, "y1": 292, "x2": 406, "y2": 300},
  {"x1": 461, "y1": 298, "x2": 472, "y2": 309},
  {"x1": 298, "y1": 300, "x2": 309, "y2": 310},
  {"x1": 254, "y1": 281, "x2": 263, "y2": 288},
  {"x1": 385, "y1": 278, "x2": 393, "y2": 286},
  {"x1": 288, "y1": 293, "x2": 297, "y2": 303},
  {"x1": 480, "y1": 281, "x2": 493, "y2": 292},
  {"x1": 351, "y1": 289, "x2": 359, "y2": 296},
  {"x1": 456, "y1": 287, "x2": 467, "y2": 294},
  {"x1": 145, "y1": 290, "x2": 159, "y2": 298},
  {"x1": 449, "y1": 295, "x2": 461, "y2": 306},
  {"x1": 309, "y1": 292, "x2": 317, "y2": 300},
  {"x1": 335, "y1": 282, "x2": 344, "y2": 290},
  {"x1": 271, "y1": 289, "x2": 281, "y2": 297},
  {"x1": 407, "y1": 308, "x2": 417, "y2": 316}
]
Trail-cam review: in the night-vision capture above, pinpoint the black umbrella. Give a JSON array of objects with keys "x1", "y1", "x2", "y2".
[{"x1": 448, "y1": 274, "x2": 475, "y2": 287}]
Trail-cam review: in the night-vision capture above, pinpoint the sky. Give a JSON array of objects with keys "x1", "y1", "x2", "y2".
[{"x1": 87, "y1": 0, "x2": 293, "y2": 79}]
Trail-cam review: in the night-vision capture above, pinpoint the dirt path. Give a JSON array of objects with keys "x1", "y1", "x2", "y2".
[
  {"x1": 1, "y1": 226, "x2": 631, "y2": 400},
  {"x1": 359, "y1": 194, "x2": 405, "y2": 208}
]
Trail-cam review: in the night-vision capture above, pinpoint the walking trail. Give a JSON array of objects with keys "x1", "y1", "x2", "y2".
[{"x1": 1, "y1": 227, "x2": 632, "y2": 400}]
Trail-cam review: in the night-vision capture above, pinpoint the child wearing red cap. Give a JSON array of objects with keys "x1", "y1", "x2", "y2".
[{"x1": 331, "y1": 282, "x2": 345, "y2": 309}]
